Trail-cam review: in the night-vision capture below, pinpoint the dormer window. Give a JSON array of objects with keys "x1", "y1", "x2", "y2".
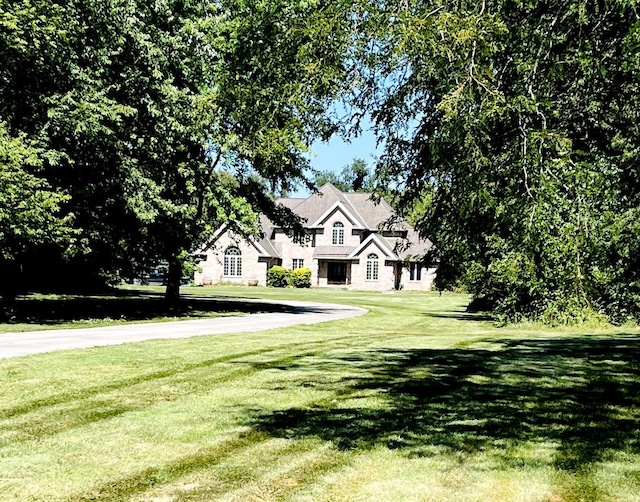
[{"x1": 332, "y1": 222, "x2": 345, "y2": 246}]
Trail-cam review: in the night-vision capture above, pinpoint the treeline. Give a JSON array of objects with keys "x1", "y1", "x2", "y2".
[
  {"x1": 0, "y1": 0, "x2": 351, "y2": 302},
  {"x1": 2, "y1": 1, "x2": 639, "y2": 324},
  {"x1": 353, "y1": 1, "x2": 640, "y2": 325}
]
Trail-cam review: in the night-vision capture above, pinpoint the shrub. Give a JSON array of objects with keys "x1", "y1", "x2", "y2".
[
  {"x1": 267, "y1": 266, "x2": 312, "y2": 288},
  {"x1": 267, "y1": 266, "x2": 290, "y2": 287},
  {"x1": 290, "y1": 267, "x2": 312, "y2": 288}
]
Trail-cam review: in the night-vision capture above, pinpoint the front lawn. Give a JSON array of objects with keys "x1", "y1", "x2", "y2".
[
  {"x1": 1, "y1": 287, "x2": 640, "y2": 501},
  {"x1": 0, "y1": 288, "x2": 299, "y2": 333}
]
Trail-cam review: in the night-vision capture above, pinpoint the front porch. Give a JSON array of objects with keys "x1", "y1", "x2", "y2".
[{"x1": 315, "y1": 259, "x2": 354, "y2": 287}]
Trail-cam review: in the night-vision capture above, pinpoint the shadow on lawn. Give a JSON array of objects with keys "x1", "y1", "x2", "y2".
[
  {"x1": 249, "y1": 335, "x2": 640, "y2": 471},
  {"x1": 423, "y1": 311, "x2": 495, "y2": 322},
  {"x1": 0, "y1": 289, "x2": 305, "y2": 325}
]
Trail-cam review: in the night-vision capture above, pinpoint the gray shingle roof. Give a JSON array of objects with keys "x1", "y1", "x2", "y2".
[
  {"x1": 313, "y1": 246, "x2": 358, "y2": 259},
  {"x1": 394, "y1": 228, "x2": 432, "y2": 260},
  {"x1": 342, "y1": 192, "x2": 396, "y2": 230},
  {"x1": 257, "y1": 214, "x2": 280, "y2": 258},
  {"x1": 276, "y1": 197, "x2": 305, "y2": 211},
  {"x1": 277, "y1": 184, "x2": 370, "y2": 228},
  {"x1": 263, "y1": 183, "x2": 432, "y2": 261}
]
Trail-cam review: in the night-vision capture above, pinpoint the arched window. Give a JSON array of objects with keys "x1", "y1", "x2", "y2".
[
  {"x1": 332, "y1": 222, "x2": 344, "y2": 246},
  {"x1": 224, "y1": 247, "x2": 242, "y2": 276},
  {"x1": 366, "y1": 253, "x2": 379, "y2": 280}
]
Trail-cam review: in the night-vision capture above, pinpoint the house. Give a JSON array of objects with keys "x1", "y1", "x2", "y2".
[{"x1": 194, "y1": 183, "x2": 435, "y2": 291}]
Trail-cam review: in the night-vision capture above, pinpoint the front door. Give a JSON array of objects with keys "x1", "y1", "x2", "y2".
[{"x1": 327, "y1": 262, "x2": 347, "y2": 284}]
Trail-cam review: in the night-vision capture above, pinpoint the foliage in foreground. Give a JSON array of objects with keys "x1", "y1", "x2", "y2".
[
  {"x1": 2, "y1": 0, "x2": 639, "y2": 325},
  {"x1": 0, "y1": 0, "x2": 353, "y2": 301},
  {"x1": 355, "y1": 1, "x2": 640, "y2": 324},
  {"x1": 1, "y1": 287, "x2": 640, "y2": 501}
]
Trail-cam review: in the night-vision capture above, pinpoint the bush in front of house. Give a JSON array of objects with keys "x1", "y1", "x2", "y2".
[
  {"x1": 267, "y1": 266, "x2": 312, "y2": 288},
  {"x1": 290, "y1": 267, "x2": 312, "y2": 288},
  {"x1": 267, "y1": 266, "x2": 291, "y2": 287}
]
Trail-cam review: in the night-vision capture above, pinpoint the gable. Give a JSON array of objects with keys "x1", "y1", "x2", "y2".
[
  {"x1": 198, "y1": 224, "x2": 276, "y2": 258},
  {"x1": 310, "y1": 201, "x2": 365, "y2": 229},
  {"x1": 344, "y1": 192, "x2": 396, "y2": 230},
  {"x1": 349, "y1": 234, "x2": 398, "y2": 260}
]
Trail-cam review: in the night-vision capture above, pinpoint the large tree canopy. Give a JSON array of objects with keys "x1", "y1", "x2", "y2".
[
  {"x1": 0, "y1": 123, "x2": 76, "y2": 299},
  {"x1": 0, "y1": 0, "x2": 355, "y2": 301},
  {"x1": 4, "y1": 0, "x2": 639, "y2": 323},
  {"x1": 354, "y1": 0, "x2": 640, "y2": 324}
]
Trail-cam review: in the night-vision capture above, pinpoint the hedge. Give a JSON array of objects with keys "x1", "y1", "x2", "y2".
[
  {"x1": 290, "y1": 267, "x2": 312, "y2": 288},
  {"x1": 267, "y1": 266, "x2": 312, "y2": 288}
]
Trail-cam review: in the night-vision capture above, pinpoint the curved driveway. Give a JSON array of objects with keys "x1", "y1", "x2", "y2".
[{"x1": 0, "y1": 299, "x2": 367, "y2": 359}]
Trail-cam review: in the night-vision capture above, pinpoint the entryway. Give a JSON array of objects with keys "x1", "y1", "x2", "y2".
[{"x1": 328, "y1": 262, "x2": 348, "y2": 285}]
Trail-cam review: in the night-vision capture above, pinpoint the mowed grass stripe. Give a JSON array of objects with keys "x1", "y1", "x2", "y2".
[
  {"x1": 0, "y1": 332, "x2": 383, "y2": 447},
  {"x1": 214, "y1": 442, "x2": 349, "y2": 502},
  {"x1": 67, "y1": 429, "x2": 271, "y2": 501},
  {"x1": 122, "y1": 438, "x2": 346, "y2": 502},
  {"x1": 0, "y1": 329, "x2": 376, "y2": 421},
  {"x1": 4, "y1": 288, "x2": 640, "y2": 501},
  {"x1": 0, "y1": 364, "x2": 255, "y2": 447},
  {"x1": 0, "y1": 354, "x2": 365, "y2": 501}
]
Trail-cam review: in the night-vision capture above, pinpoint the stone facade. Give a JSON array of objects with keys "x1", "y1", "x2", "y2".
[
  {"x1": 194, "y1": 183, "x2": 435, "y2": 291},
  {"x1": 195, "y1": 231, "x2": 272, "y2": 287}
]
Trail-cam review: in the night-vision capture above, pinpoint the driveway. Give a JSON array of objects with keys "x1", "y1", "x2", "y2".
[{"x1": 0, "y1": 299, "x2": 367, "y2": 359}]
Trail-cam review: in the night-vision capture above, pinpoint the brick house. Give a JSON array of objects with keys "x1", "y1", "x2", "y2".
[{"x1": 194, "y1": 183, "x2": 435, "y2": 291}]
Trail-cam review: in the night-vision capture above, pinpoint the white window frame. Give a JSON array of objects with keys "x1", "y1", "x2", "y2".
[
  {"x1": 223, "y1": 247, "x2": 242, "y2": 277},
  {"x1": 292, "y1": 258, "x2": 304, "y2": 270},
  {"x1": 332, "y1": 222, "x2": 345, "y2": 246},
  {"x1": 366, "y1": 253, "x2": 379, "y2": 281}
]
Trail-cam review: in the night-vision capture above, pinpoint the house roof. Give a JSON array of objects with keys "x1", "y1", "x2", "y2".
[
  {"x1": 197, "y1": 222, "x2": 278, "y2": 259},
  {"x1": 277, "y1": 183, "x2": 371, "y2": 229},
  {"x1": 251, "y1": 183, "x2": 432, "y2": 262},
  {"x1": 276, "y1": 197, "x2": 306, "y2": 212},
  {"x1": 349, "y1": 234, "x2": 398, "y2": 260},
  {"x1": 310, "y1": 201, "x2": 365, "y2": 229},
  {"x1": 312, "y1": 245, "x2": 358, "y2": 260},
  {"x1": 257, "y1": 214, "x2": 281, "y2": 258},
  {"x1": 394, "y1": 227, "x2": 432, "y2": 260},
  {"x1": 343, "y1": 192, "x2": 397, "y2": 230}
]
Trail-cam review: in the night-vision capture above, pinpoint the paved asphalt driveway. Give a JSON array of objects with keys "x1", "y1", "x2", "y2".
[{"x1": 0, "y1": 299, "x2": 367, "y2": 359}]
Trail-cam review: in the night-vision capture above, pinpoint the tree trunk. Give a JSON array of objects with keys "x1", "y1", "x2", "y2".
[
  {"x1": 0, "y1": 262, "x2": 19, "y2": 320},
  {"x1": 165, "y1": 253, "x2": 182, "y2": 306},
  {"x1": 394, "y1": 262, "x2": 403, "y2": 290}
]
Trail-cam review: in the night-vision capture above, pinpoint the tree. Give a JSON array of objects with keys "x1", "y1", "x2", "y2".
[
  {"x1": 315, "y1": 158, "x2": 374, "y2": 192},
  {"x1": 0, "y1": 124, "x2": 75, "y2": 301},
  {"x1": 341, "y1": 158, "x2": 375, "y2": 192},
  {"x1": 355, "y1": 1, "x2": 640, "y2": 323},
  {"x1": 315, "y1": 169, "x2": 349, "y2": 191},
  {"x1": 0, "y1": 0, "x2": 357, "y2": 303}
]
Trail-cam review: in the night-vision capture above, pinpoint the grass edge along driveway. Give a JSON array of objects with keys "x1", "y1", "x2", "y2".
[
  {"x1": 0, "y1": 295, "x2": 367, "y2": 358},
  {"x1": 1, "y1": 287, "x2": 640, "y2": 501}
]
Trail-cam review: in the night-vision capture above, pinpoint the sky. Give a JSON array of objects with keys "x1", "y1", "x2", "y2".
[
  {"x1": 291, "y1": 121, "x2": 383, "y2": 197},
  {"x1": 309, "y1": 128, "x2": 380, "y2": 173}
]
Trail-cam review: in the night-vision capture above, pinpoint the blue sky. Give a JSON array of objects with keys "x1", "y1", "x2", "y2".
[
  {"x1": 291, "y1": 122, "x2": 382, "y2": 197},
  {"x1": 309, "y1": 127, "x2": 380, "y2": 173}
]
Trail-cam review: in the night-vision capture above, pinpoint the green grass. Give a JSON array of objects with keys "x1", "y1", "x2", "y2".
[
  {"x1": 0, "y1": 287, "x2": 299, "y2": 333},
  {"x1": 1, "y1": 286, "x2": 640, "y2": 501}
]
